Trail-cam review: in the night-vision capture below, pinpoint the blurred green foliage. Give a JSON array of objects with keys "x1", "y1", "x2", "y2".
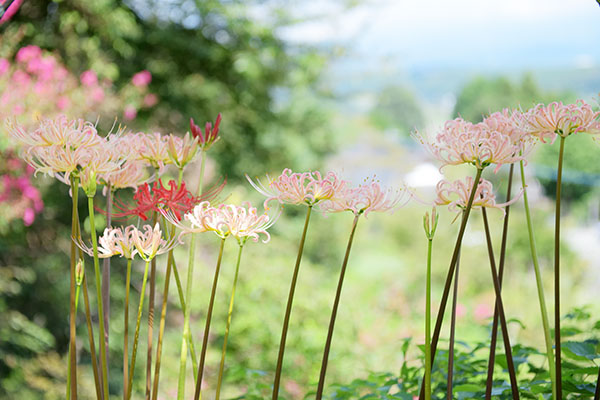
[
  {"x1": 370, "y1": 85, "x2": 424, "y2": 135},
  {"x1": 453, "y1": 73, "x2": 575, "y2": 122}
]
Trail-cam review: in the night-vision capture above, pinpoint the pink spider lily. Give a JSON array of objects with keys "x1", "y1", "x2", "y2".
[
  {"x1": 167, "y1": 132, "x2": 199, "y2": 169},
  {"x1": 136, "y1": 132, "x2": 172, "y2": 173},
  {"x1": 523, "y1": 100, "x2": 600, "y2": 140},
  {"x1": 319, "y1": 180, "x2": 411, "y2": 217},
  {"x1": 100, "y1": 160, "x2": 148, "y2": 195},
  {"x1": 414, "y1": 117, "x2": 525, "y2": 173},
  {"x1": 163, "y1": 201, "x2": 277, "y2": 244},
  {"x1": 483, "y1": 109, "x2": 536, "y2": 155},
  {"x1": 75, "y1": 225, "x2": 138, "y2": 259},
  {"x1": 246, "y1": 168, "x2": 348, "y2": 209},
  {"x1": 132, "y1": 223, "x2": 177, "y2": 261},
  {"x1": 434, "y1": 177, "x2": 521, "y2": 215},
  {"x1": 6, "y1": 115, "x2": 103, "y2": 149},
  {"x1": 190, "y1": 113, "x2": 222, "y2": 150}
]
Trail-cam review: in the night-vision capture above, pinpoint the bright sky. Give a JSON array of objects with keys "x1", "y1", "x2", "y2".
[{"x1": 279, "y1": 0, "x2": 600, "y2": 70}]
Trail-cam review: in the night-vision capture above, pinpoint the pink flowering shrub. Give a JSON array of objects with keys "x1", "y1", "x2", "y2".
[{"x1": 0, "y1": 44, "x2": 158, "y2": 226}]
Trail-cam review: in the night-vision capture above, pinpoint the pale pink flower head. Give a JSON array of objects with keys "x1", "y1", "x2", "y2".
[
  {"x1": 163, "y1": 200, "x2": 212, "y2": 237},
  {"x1": 136, "y1": 132, "x2": 172, "y2": 172},
  {"x1": 132, "y1": 70, "x2": 152, "y2": 87},
  {"x1": 0, "y1": 58, "x2": 9, "y2": 75},
  {"x1": 132, "y1": 223, "x2": 176, "y2": 261},
  {"x1": 247, "y1": 168, "x2": 348, "y2": 209},
  {"x1": 414, "y1": 117, "x2": 525, "y2": 173},
  {"x1": 211, "y1": 202, "x2": 277, "y2": 243},
  {"x1": 434, "y1": 177, "x2": 519, "y2": 215},
  {"x1": 80, "y1": 70, "x2": 98, "y2": 87},
  {"x1": 15, "y1": 45, "x2": 42, "y2": 64},
  {"x1": 100, "y1": 160, "x2": 147, "y2": 194},
  {"x1": 523, "y1": 100, "x2": 600, "y2": 140},
  {"x1": 319, "y1": 179, "x2": 411, "y2": 217},
  {"x1": 6, "y1": 115, "x2": 102, "y2": 149},
  {"x1": 76, "y1": 225, "x2": 138, "y2": 259},
  {"x1": 167, "y1": 132, "x2": 199, "y2": 169},
  {"x1": 124, "y1": 105, "x2": 137, "y2": 120},
  {"x1": 143, "y1": 93, "x2": 158, "y2": 107}
]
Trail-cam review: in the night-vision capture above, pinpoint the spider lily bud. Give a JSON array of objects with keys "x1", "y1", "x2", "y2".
[
  {"x1": 81, "y1": 168, "x2": 97, "y2": 197},
  {"x1": 423, "y1": 207, "x2": 439, "y2": 240},
  {"x1": 75, "y1": 259, "x2": 85, "y2": 286}
]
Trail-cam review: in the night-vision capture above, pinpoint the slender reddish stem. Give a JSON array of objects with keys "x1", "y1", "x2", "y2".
[
  {"x1": 272, "y1": 205, "x2": 313, "y2": 400},
  {"x1": 315, "y1": 213, "x2": 360, "y2": 398},
  {"x1": 482, "y1": 207, "x2": 519, "y2": 400},
  {"x1": 485, "y1": 163, "x2": 514, "y2": 398}
]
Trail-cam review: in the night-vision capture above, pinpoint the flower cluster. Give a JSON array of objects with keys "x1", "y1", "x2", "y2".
[
  {"x1": 415, "y1": 117, "x2": 525, "y2": 172},
  {"x1": 434, "y1": 177, "x2": 519, "y2": 215},
  {"x1": 76, "y1": 223, "x2": 175, "y2": 261},
  {"x1": 113, "y1": 179, "x2": 204, "y2": 221},
  {"x1": 0, "y1": 154, "x2": 43, "y2": 226},
  {"x1": 247, "y1": 168, "x2": 347, "y2": 209},
  {"x1": 522, "y1": 100, "x2": 600, "y2": 140},
  {"x1": 164, "y1": 201, "x2": 276, "y2": 244},
  {"x1": 319, "y1": 180, "x2": 411, "y2": 217}
]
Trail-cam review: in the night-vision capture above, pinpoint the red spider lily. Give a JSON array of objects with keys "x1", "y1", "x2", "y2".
[
  {"x1": 110, "y1": 178, "x2": 227, "y2": 221},
  {"x1": 190, "y1": 113, "x2": 222, "y2": 150}
]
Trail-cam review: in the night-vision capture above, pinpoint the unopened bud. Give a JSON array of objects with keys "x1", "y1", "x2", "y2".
[
  {"x1": 423, "y1": 207, "x2": 439, "y2": 240},
  {"x1": 76, "y1": 259, "x2": 85, "y2": 286}
]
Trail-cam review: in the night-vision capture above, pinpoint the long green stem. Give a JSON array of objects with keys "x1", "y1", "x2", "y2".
[
  {"x1": 485, "y1": 163, "x2": 515, "y2": 399},
  {"x1": 146, "y1": 212, "x2": 158, "y2": 399},
  {"x1": 554, "y1": 136, "x2": 566, "y2": 397},
  {"x1": 101, "y1": 186, "x2": 112, "y2": 384},
  {"x1": 447, "y1": 248, "x2": 461, "y2": 399},
  {"x1": 127, "y1": 260, "x2": 151, "y2": 400},
  {"x1": 68, "y1": 176, "x2": 79, "y2": 400},
  {"x1": 172, "y1": 258, "x2": 199, "y2": 373},
  {"x1": 482, "y1": 207, "x2": 519, "y2": 400},
  {"x1": 425, "y1": 237, "x2": 433, "y2": 400},
  {"x1": 315, "y1": 213, "x2": 360, "y2": 399},
  {"x1": 520, "y1": 159, "x2": 556, "y2": 398},
  {"x1": 151, "y1": 169, "x2": 185, "y2": 400},
  {"x1": 74, "y1": 213, "x2": 102, "y2": 400},
  {"x1": 178, "y1": 153, "x2": 207, "y2": 400},
  {"x1": 67, "y1": 284, "x2": 82, "y2": 400},
  {"x1": 418, "y1": 168, "x2": 483, "y2": 400},
  {"x1": 215, "y1": 243, "x2": 245, "y2": 399},
  {"x1": 124, "y1": 258, "x2": 132, "y2": 400},
  {"x1": 193, "y1": 237, "x2": 227, "y2": 400},
  {"x1": 88, "y1": 196, "x2": 110, "y2": 400},
  {"x1": 272, "y1": 205, "x2": 313, "y2": 400}
]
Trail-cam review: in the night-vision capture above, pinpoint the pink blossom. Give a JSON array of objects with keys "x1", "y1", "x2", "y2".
[
  {"x1": 90, "y1": 87, "x2": 105, "y2": 103},
  {"x1": 80, "y1": 70, "x2": 98, "y2": 87},
  {"x1": 414, "y1": 117, "x2": 525, "y2": 172},
  {"x1": 167, "y1": 133, "x2": 199, "y2": 169},
  {"x1": 132, "y1": 70, "x2": 152, "y2": 87},
  {"x1": 247, "y1": 168, "x2": 348, "y2": 209},
  {"x1": 57, "y1": 96, "x2": 70, "y2": 110},
  {"x1": 474, "y1": 303, "x2": 494, "y2": 321},
  {"x1": 434, "y1": 176, "x2": 520, "y2": 215},
  {"x1": 165, "y1": 201, "x2": 277, "y2": 244},
  {"x1": 0, "y1": 58, "x2": 9, "y2": 75},
  {"x1": 16, "y1": 45, "x2": 42, "y2": 64},
  {"x1": 124, "y1": 105, "x2": 137, "y2": 120},
  {"x1": 133, "y1": 223, "x2": 176, "y2": 261},
  {"x1": 143, "y1": 93, "x2": 158, "y2": 107},
  {"x1": 523, "y1": 100, "x2": 600, "y2": 139},
  {"x1": 319, "y1": 179, "x2": 411, "y2": 217}
]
